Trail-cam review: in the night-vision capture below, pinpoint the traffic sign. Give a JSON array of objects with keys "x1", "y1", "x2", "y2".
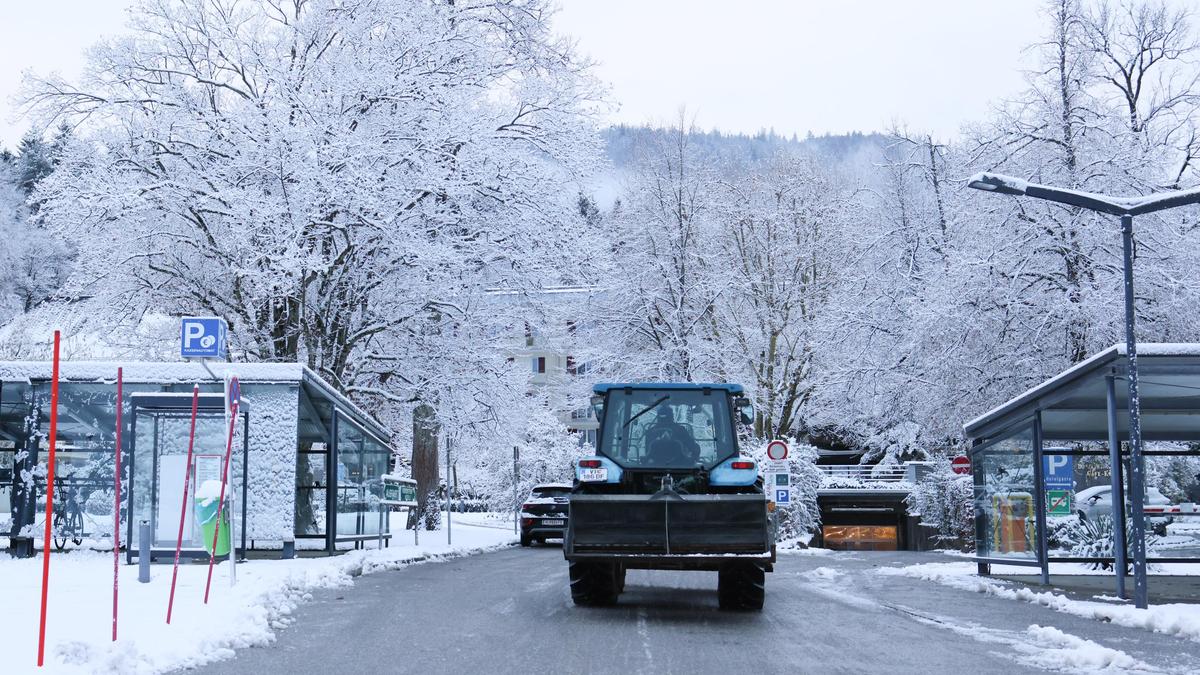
[
  {"x1": 951, "y1": 456, "x2": 971, "y2": 475},
  {"x1": 775, "y1": 488, "x2": 791, "y2": 504},
  {"x1": 1043, "y1": 454, "x2": 1073, "y2": 490},
  {"x1": 180, "y1": 317, "x2": 227, "y2": 359},
  {"x1": 1046, "y1": 489, "x2": 1072, "y2": 516},
  {"x1": 226, "y1": 376, "x2": 241, "y2": 414},
  {"x1": 766, "y1": 439, "x2": 789, "y2": 461}
]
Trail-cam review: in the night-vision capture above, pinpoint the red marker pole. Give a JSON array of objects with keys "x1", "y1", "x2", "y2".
[
  {"x1": 166, "y1": 386, "x2": 200, "y2": 624},
  {"x1": 36, "y1": 330, "x2": 62, "y2": 668},
  {"x1": 204, "y1": 397, "x2": 238, "y2": 604},
  {"x1": 112, "y1": 368, "x2": 123, "y2": 642}
]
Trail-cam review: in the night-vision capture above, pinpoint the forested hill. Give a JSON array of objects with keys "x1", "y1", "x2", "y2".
[{"x1": 601, "y1": 125, "x2": 888, "y2": 169}]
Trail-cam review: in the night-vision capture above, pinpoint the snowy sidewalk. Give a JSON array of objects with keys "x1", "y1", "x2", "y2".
[
  {"x1": 878, "y1": 558, "x2": 1200, "y2": 646},
  {"x1": 0, "y1": 514, "x2": 515, "y2": 674}
]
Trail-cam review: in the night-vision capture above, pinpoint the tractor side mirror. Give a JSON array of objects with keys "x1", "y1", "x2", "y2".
[
  {"x1": 590, "y1": 394, "x2": 604, "y2": 423},
  {"x1": 735, "y1": 396, "x2": 753, "y2": 425}
]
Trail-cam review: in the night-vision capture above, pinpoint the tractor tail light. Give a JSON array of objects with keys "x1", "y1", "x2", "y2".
[
  {"x1": 731, "y1": 461, "x2": 754, "y2": 470},
  {"x1": 579, "y1": 459, "x2": 602, "y2": 468}
]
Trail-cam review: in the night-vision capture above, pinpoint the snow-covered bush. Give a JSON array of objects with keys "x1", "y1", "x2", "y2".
[
  {"x1": 906, "y1": 458, "x2": 974, "y2": 548},
  {"x1": 1046, "y1": 517, "x2": 1083, "y2": 551},
  {"x1": 1069, "y1": 515, "x2": 1161, "y2": 571}
]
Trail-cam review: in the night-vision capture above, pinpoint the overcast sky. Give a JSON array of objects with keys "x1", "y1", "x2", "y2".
[{"x1": 0, "y1": 0, "x2": 1047, "y2": 149}]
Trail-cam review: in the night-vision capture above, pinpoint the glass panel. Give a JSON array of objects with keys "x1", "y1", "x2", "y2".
[
  {"x1": 130, "y1": 409, "x2": 245, "y2": 553},
  {"x1": 294, "y1": 442, "x2": 328, "y2": 537},
  {"x1": 0, "y1": 380, "x2": 23, "y2": 534},
  {"x1": 1145, "y1": 455, "x2": 1200, "y2": 561},
  {"x1": 39, "y1": 383, "x2": 121, "y2": 544},
  {"x1": 360, "y1": 435, "x2": 390, "y2": 536},
  {"x1": 972, "y1": 425, "x2": 1038, "y2": 560},
  {"x1": 295, "y1": 391, "x2": 333, "y2": 538},
  {"x1": 335, "y1": 415, "x2": 365, "y2": 538}
]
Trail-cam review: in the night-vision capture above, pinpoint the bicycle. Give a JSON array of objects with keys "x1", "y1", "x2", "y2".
[{"x1": 51, "y1": 476, "x2": 85, "y2": 551}]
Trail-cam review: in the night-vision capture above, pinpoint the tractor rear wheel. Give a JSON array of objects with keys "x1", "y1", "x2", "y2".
[
  {"x1": 569, "y1": 561, "x2": 620, "y2": 606},
  {"x1": 718, "y1": 562, "x2": 765, "y2": 611}
]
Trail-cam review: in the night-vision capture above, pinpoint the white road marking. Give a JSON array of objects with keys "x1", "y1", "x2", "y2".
[{"x1": 636, "y1": 606, "x2": 654, "y2": 672}]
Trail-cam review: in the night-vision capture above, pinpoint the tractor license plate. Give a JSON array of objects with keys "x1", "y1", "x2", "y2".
[
  {"x1": 542, "y1": 519, "x2": 564, "y2": 526},
  {"x1": 580, "y1": 468, "x2": 608, "y2": 482}
]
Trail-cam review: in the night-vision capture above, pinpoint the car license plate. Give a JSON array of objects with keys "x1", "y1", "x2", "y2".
[
  {"x1": 580, "y1": 468, "x2": 608, "y2": 482},
  {"x1": 542, "y1": 519, "x2": 564, "y2": 526}
]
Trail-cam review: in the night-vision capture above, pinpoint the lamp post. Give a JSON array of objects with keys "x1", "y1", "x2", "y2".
[{"x1": 968, "y1": 172, "x2": 1200, "y2": 610}]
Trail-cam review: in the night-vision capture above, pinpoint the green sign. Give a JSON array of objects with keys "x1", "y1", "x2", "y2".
[
  {"x1": 382, "y1": 480, "x2": 418, "y2": 506},
  {"x1": 1046, "y1": 489, "x2": 1072, "y2": 516}
]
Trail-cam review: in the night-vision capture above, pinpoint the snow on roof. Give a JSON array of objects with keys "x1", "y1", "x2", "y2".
[
  {"x1": 0, "y1": 359, "x2": 392, "y2": 440},
  {"x1": 0, "y1": 360, "x2": 303, "y2": 384},
  {"x1": 963, "y1": 343, "x2": 1200, "y2": 435}
]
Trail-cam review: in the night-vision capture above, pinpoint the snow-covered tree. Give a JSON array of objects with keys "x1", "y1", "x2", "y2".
[{"x1": 23, "y1": 0, "x2": 606, "y2": 446}]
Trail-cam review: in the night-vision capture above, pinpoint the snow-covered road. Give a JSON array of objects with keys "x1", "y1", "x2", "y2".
[{"x1": 190, "y1": 548, "x2": 1200, "y2": 675}]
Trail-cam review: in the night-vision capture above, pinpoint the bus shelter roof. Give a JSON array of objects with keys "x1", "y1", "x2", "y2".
[{"x1": 964, "y1": 344, "x2": 1200, "y2": 444}]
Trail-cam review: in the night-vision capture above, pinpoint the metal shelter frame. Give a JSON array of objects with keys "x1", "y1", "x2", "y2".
[
  {"x1": 125, "y1": 393, "x2": 251, "y2": 564},
  {"x1": 964, "y1": 343, "x2": 1200, "y2": 607}
]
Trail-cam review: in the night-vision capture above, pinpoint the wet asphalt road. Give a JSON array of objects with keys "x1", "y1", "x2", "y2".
[{"x1": 192, "y1": 546, "x2": 1200, "y2": 675}]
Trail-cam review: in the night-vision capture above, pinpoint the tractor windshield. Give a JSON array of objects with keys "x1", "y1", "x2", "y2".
[{"x1": 599, "y1": 389, "x2": 735, "y2": 470}]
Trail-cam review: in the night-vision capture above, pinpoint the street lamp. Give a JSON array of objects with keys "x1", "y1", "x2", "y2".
[{"x1": 968, "y1": 171, "x2": 1200, "y2": 610}]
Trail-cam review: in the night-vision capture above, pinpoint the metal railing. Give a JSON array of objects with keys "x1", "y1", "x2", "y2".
[{"x1": 817, "y1": 464, "x2": 908, "y2": 483}]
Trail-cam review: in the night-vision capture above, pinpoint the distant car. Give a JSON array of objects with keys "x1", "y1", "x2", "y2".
[
  {"x1": 1076, "y1": 485, "x2": 1173, "y2": 535},
  {"x1": 520, "y1": 483, "x2": 572, "y2": 547}
]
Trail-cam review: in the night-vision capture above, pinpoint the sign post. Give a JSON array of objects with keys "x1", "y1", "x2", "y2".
[
  {"x1": 225, "y1": 375, "x2": 240, "y2": 588},
  {"x1": 36, "y1": 330, "x2": 61, "y2": 668},
  {"x1": 764, "y1": 440, "x2": 790, "y2": 505},
  {"x1": 203, "y1": 377, "x2": 239, "y2": 604},
  {"x1": 112, "y1": 367, "x2": 123, "y2": 642},
  {"x1": 513, "y1": 446, "x2": 520, "y2": 535}
]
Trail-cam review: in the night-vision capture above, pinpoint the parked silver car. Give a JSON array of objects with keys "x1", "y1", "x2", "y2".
[{"x1": 1076, "y1": 485, "x2": 1173, "y2": 535}]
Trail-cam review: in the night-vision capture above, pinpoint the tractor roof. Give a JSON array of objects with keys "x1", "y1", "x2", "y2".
[{"x1": 592, "y1": 382, "x2": 744, "y2": 395}]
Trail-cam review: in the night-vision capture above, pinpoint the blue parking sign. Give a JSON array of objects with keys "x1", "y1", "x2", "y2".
[
  {"x1": 180, "y1": 317, "x2": 227, "y2": 359},
  {"x1": 1043, "y1": 454, "x2": 1073, "y2": 490},
  {"x1": 775, "y1": 488, "x2": 790, "y2": 504}
]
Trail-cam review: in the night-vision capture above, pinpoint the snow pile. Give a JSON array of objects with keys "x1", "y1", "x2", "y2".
[
  {"x1": 1019, "y1": 625, "x2": 1148, "y2": 672},
  {"x1": 0, "y1": 515, "x2": 515, "y2": 674},
  {"x1": 878, "y1": 562, "x2": 1200, "y2": 643},
  {"x1": 802, "y1": 566, "x2": 844, "y2": 581}
]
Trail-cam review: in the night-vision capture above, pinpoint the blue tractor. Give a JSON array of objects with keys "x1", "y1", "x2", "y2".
[{"x1": 564, "y1": 383, "x2": 773, "y2": 610}]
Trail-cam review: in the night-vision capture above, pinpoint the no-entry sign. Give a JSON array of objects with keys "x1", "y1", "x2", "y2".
[
  {"x1": 766, "y1": 439, "x2": 789, "y2": 461},
  {"x1": 951, "y1": 456, "x2": 970, "y2": 475}
]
